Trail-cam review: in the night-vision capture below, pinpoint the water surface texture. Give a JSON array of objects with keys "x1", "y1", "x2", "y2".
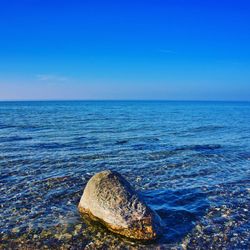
[{"x1": 0, "y1": 101, "x2": 250, "y2": 249}]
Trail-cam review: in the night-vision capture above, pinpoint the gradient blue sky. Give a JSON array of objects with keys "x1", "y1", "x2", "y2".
[{"x1": 0, "y1": 0, "x2": 250, "y2": 100}]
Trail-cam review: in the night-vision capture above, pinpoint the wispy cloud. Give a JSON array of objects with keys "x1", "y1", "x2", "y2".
[{"x1": 36, "y1": 74, "x2": 68, "y2": 82}]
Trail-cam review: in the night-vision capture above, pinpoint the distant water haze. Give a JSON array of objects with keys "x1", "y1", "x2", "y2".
[{"x1": 1, "y1": 78, "x2": 250, "y2": 101}]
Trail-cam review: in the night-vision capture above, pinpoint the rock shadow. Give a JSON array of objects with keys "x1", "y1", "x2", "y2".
[{"x1": 141, "y1": 187, "x2": 209, "y2": 245}]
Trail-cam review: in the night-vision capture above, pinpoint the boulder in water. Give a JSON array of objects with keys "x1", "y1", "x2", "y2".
[{"x1": 78, "y1": 170, "x2": 162, "y2": 240}]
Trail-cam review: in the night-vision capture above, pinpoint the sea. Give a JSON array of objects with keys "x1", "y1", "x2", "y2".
[{"x1": 0, "y1": 101, "x2": 249, "y2": 249}]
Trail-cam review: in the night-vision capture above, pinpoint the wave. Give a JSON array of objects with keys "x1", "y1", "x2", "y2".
[
  {"x1": 187, "y1": 125, "x2": 225, "y2": 133},
  {"x1": 0, "y1": 136, "x2": 32, "y2": 143}
]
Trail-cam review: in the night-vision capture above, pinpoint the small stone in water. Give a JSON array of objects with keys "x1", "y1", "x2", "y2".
[
  {"x1": 74, "y1": 224, "x2": 82, "y2": 232},
  {"x1": 12, "y1": 228, "x2": 20, "y2": 233},
  {"x1": 63, "y1": 233, "x2": 72, "y2": 240}
]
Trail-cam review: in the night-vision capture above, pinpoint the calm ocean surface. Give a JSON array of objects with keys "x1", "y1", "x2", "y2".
[{"x1": 0, "y1": 101, "x2": 249, "y2": 249}]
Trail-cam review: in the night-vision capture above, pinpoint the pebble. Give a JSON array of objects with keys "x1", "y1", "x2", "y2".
[
  {"x1": 63, "y1": 233, "x2": 72, "y2": 240},
  {"x1": 74, "y1": 224, "x2": 82, "y2": 232},
  {"x1": 11, "y1": 228, "x2": 20, "y2": 233}
]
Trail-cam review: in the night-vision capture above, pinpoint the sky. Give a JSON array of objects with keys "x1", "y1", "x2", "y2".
[{"x1": 0, "y1": 0, "x2": 250, "y2": 101}]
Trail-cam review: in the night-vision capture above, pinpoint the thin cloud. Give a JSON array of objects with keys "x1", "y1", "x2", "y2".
[{"x1": 36, "y1": 74, "x2": 68, "y2": 82}]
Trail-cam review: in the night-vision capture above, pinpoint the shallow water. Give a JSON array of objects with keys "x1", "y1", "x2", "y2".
[{"x1": 0, "y1": 101, "x2": 249, "y2": 249}]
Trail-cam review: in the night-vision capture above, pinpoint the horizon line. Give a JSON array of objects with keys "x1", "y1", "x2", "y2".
[{"x1": 0, "y1": 99, "x2": 250, "y2": 102}]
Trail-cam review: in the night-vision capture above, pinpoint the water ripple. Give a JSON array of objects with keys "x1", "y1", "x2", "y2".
[{"x1": 0, "y1": 101, "x2": 249, "y2": 249}]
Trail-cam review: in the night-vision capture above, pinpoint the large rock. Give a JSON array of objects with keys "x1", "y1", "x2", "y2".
[{"x1": 78, "y1": 170, "x2": 162, "y2": 240}]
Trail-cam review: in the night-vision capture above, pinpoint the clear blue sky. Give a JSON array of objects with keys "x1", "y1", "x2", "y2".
[{"x1": 0, "y1": 0, "x2": 249, "y2": 100}]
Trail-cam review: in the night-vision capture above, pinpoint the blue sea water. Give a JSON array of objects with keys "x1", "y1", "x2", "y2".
[{"x1": 0, "y1": 101, "x2": 249, "y2": 249}]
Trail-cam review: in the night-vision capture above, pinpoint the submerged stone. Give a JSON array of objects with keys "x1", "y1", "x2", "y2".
[{"x1": 78, "y1": 170, "x2": 162, "y2": 240}]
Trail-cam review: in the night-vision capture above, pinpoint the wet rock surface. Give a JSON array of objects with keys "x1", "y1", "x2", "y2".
[{"x1": 78, "y1": 170, "x2": 162, "y2": 240}]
